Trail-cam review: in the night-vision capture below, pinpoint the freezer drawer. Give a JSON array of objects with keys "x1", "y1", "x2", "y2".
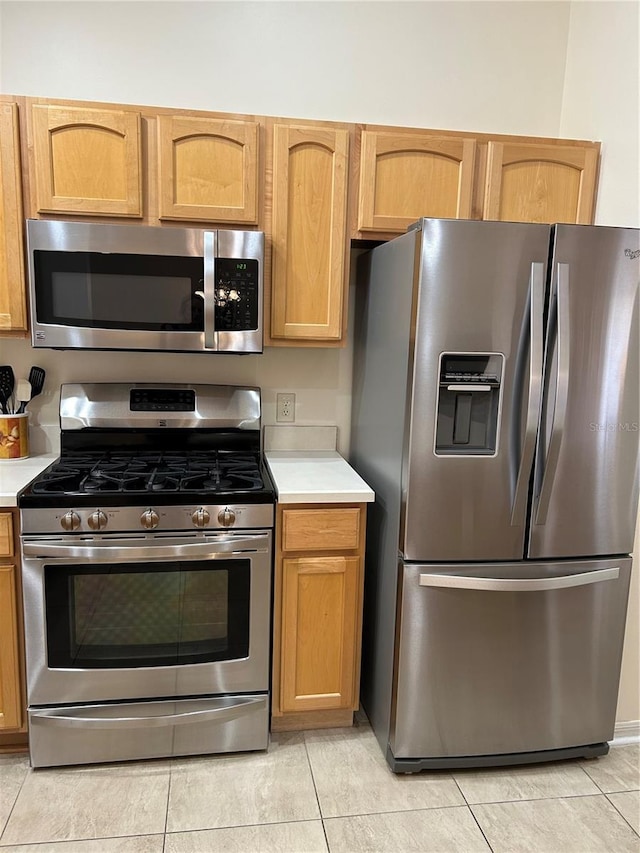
[{"x1": 391, "y1": 558, "x2": 631, "y2": 761}]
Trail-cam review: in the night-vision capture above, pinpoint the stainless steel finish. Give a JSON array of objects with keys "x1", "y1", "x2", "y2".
[
  {"x1": 30, "y1": 695, "x2": 266, "y2": 729},
  {"x1": 217, "y1": 229, "x2": 264, "y2": 354},
  {"x1": 21, "y1": 502, "x2": 274, "y2": 536},
  {"x1": 393, "y1": 558, "x2": 631, "y2": 759},
  {"x1": 535, "y1": 263, "x2": 570, "y2": 526},
  {"x1": 60, "y1": 511, "x2": 80, "y2": 531},
  {"x1": 28, "y1": 694, "x2": 269, "y2": 768},
  {"x1": 59, "y1": 382, "x2": 261, "y2": 432},
  {"x1": 21, "y1": 530, "x2": 272, "y2": 705},
  {"x1": 203, "y1": 230, "x2": 217, "y2": 349},
  {"x1": 418, "y1": 566, "x2": 619, "y2": 591},
  {"x1": 529, "y1": 225, "x2": 640, "y2": 558},
  {"x1": 510, "y1": 262, "x2": 545, "y2": 525},
  {"x1": 27, "y1": 219, "x2": 264, "y2": 353},
  {"x1": 218, "y1": 507, "x2": 236, "y2": 527},
  {"x1": 192, "y1": 507, "x2": 211, "y2": 528},
  {"x1": 140, "y1": 508, "x2": 159, "y2": 530},
  {"x1": 22, "y1": 532, "x2": 271, "y2": 562},
  {"x1": 87, "y1": 509, "x2": 108, "y2": 531},
  {"x1": 405, "y1": 219, "x2": 550, "y2": 561},
  {"x1": 350, "y1": 219, "x2": 639, "y2": 770}
]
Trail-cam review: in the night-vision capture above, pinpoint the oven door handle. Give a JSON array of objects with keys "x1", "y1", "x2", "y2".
[
  {"x1": 29, "y1": 696, "x2": 267, "y2": 730},
  {"x1": 22, "y1": 534, "x2": 270, "y2": 562}
]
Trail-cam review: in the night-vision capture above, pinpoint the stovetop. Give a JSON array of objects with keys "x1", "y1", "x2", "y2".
[
  {"x1": 20, "y1": 449, "x2": 274, "y2": 509},
  {"x1": 18, "y1": 383, "x2": 279, "y2": 514}
]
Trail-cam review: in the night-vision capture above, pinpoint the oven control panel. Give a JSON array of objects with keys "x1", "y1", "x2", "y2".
[{"x1": 24, "y1": 504, "x2": 274, "y2": 536}]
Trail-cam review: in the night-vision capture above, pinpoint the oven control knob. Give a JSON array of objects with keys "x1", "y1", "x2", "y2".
[
  {"x1": 60, "y1": 511, "x2": 81, "y2": 532},
  {"x1": 192, "y1": 507, "x2": 210, "y2": 528},
  {"x1": 218, "y1": 507, "x2": 236, "y2": 528},
  {"x1": 140, "y1": 509, "x2": 159, "y2": 530},
  {"x1": 87, "y1": 510, "x2": 108, "y2": 531}
]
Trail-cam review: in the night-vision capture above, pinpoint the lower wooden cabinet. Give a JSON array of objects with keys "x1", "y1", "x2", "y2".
[
  {"x1": 272, "y1": 504, "x2": 366, "y2": 730},
  {"x1": 0, "y1": 512, "x2": 22, "y2": 732}
]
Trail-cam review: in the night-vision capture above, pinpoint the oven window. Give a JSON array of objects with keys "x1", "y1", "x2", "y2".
[
  {"x1": 34, "y1": 251, "x2": 204, "y2": 331},
  {"x1": 44, "y1": 560, "x2": 250, "y2": 668}
]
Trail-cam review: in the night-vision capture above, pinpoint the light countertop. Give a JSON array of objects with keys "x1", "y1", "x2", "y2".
[
  {"x1": 0, "y1": 454, "x2": 58, "y2": 508},
  {"x1": 265, "y1": 451, "x2": 375, "y2": 504}
]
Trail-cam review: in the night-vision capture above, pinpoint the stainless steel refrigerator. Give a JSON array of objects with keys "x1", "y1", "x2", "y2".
[{"x1": 350, "y1": 218, "x2": 639, "y2": 772}]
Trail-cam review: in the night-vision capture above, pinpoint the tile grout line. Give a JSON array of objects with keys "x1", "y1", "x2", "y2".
[
  {"x1": 302, "y1": 733, "x2": 331, "y2": 851},
  {"x1": 162, "y1": 760, "x2": 174, "y2": 853},
  {"x1": 604, "y1": 792, "x2": 640, "y2": 840},
  {"x1": 450, "y1": 772, "x2": 496, "y2": 853},
  {"x1": 0, "y1": 758, "x2": 31, "y2": 846}
]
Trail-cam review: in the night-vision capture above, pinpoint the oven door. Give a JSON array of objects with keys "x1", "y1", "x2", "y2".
[{"x1": 21, "y1": 531, "x2": 272, "y2": 706}]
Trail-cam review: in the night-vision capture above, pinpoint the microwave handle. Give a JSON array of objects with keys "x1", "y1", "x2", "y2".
[{"x1": 203, "y1": 231, "x2": 217, "y2": 350}]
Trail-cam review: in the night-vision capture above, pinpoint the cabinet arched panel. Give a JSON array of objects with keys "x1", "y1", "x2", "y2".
[
  {"x1": 158, "y1": 116, "x2": 258, "y2": 223},
  {"x1": 271, "y1": 124, "x2": 349, "y2": 341},
  {"x1": 357, "y1": 131, "x2": 476, "y2": 233},
  {"x1": 32, "y1": 105, "x2": 142, "y2": 216},
  {"x1": 0, "y1": 103, "x2": 27, "y2": 331},
  {"x1": 483, "y1": 141, "x2": 599, "y2": 224}
]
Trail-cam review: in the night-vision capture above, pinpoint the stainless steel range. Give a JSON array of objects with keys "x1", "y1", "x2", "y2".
[{"x1": 19, "y1": 383, "x2": 275, "y2": 768}]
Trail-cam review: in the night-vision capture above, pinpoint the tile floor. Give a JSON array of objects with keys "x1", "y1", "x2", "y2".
[{"x1": 0, "y1": 718, "x2": 638, "y2": 852}]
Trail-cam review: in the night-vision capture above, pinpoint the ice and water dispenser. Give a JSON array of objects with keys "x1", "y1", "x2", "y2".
[{"x1": 435, "y1": 354, "x2": 504, "y2": 455}]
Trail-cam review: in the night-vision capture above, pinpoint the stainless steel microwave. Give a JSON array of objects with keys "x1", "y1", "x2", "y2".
[{"x1": 26, "y1": 219, "x2": 264, "y2": 353}]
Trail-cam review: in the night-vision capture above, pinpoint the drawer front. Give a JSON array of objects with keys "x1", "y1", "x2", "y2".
[
  {"x1": 0, "y1": 513, "x2": 14, "y2": 558},
  {"x1": 282, "y1": 508, "x2": 361, "y2": 553}
]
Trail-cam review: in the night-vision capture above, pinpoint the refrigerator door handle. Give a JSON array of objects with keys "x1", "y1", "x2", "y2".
[
  {"x1": 418, "y1": 566, "x2": 619, "y2": 592},
  {"x1": 511, "y1": 262, "x2": 545, "y2": 525},
  {"x1": 535, "y1": 262, "x2": 571, "y2": 525}
]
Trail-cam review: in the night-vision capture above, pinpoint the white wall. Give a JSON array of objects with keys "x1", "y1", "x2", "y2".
[
  {"x1": 0, "y1": 0, "x2": 572, "y2": 453},
  {"x1": 1, "y1": 0, "x2": 638, "y2": 722},
  {"x1": 560, "y1": 0, "x2": 640, "y2": 724}
]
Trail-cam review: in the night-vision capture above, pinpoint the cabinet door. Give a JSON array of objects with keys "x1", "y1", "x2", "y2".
[
  {"x1": 270, "y1": 124, "x2": 349, "y2": 341},
  {"x1": 158, "y1": 116, "x2": 258, "y2": 223},
  {"x1": 0, "y1": 103, "x2": 27, "y2": 331},
  {"x1": 0, "y1": 563, "x2": 21, "y2": 730},
  {"x1": 357, "y1": 130, "x2": 476, "y2": 233},
  {"x1": 280, "y1": 556, "x2": 360, "y2": 712},
  {"x1": 483, "y1": 141, "x2": 599, "y2": 224},
  {"x1": 32, "y1": 104, "x2": 142, "y2": 216}
]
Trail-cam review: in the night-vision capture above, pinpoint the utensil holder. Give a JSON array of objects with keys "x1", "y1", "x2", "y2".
[{"x1": 0, "y1": 413, "x2": 29, "y2": 459}]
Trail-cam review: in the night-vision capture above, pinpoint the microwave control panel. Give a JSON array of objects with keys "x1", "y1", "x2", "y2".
[{"x1": 215, "y1": 258, "x2": 259, "y2": 331}]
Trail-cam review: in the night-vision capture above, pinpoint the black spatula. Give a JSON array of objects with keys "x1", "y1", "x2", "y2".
[
  {"x1": 26, "y1": 366, "x2": 46, "y2": 408},
  {"x1": 0, "y1": 365, "x2": 14, "y2": 414}
]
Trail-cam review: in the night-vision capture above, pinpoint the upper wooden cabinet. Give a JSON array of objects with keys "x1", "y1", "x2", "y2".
[
  {"x1": 31, "y1": 104, "x2": 142, "y2": 216},
  {"x1": 0, "y1": 102, "x2": 27, "y2": 331},
  {"x1": 355, "y1": 129, "x2": 477, "y2": 235},
  {"x1": 269, "y1": 123, "x2": 349, "y2": 342},
  {"x1": 157, "y1": 116, "x2": 259, "y2": 223},
  {"x1": 483, "y1": 140, "x2": 599, "y2": 224}
]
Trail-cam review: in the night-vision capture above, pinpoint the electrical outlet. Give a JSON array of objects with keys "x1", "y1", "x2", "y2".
[{"x1": 276, "y1": 392, "x2": 296, "y2": 423}]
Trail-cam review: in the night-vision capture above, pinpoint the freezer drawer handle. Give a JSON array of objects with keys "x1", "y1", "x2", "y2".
[
  {"x1": 29, "y1": 696, "x2": 267, "y2": 730},
  {"x1": 418, "y1": 567, "x2": 619, "y2": 592}
]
